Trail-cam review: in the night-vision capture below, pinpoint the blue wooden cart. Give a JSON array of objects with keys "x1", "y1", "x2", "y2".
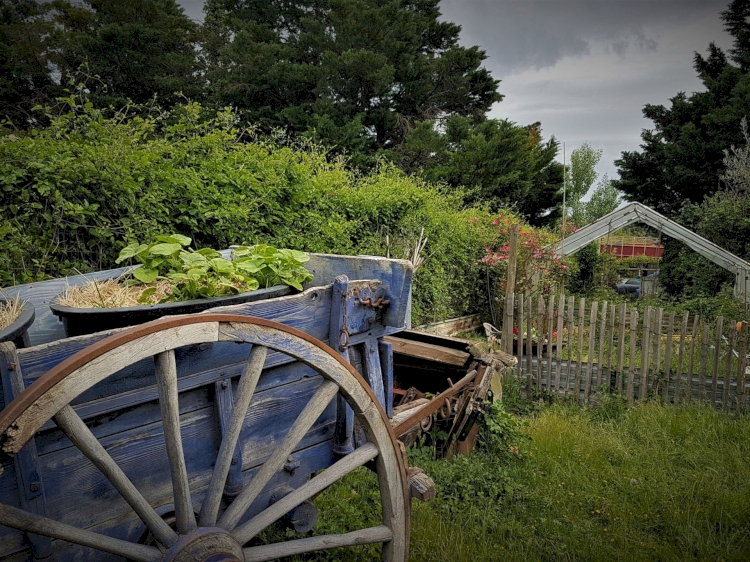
[{"x1": 0, "y1": 253, "x2": 415, "y2": 562}]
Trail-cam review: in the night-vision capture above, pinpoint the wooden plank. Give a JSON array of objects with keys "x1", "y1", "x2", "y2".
[
  {"x1": 640, "y1": 307, "x2": 651, "y2": 401},
  {"x1": 723, "y1": 320, "x2": 734, "y2": 411},
  {"x1": 663, "y1": 312, "x2": 675, "y2": 401},
  {"x1": 627, "y1": 309, "x2": 638, "y2": 404},
  {"x1": 518, "y1": 293, "x2": 525, "y2": 378},
  {"x1": 737, "y1": 321, "x2": 747, "y2": 411},
  {"x1": 503, "y1": 227, "x2": 519, "y2": 356},
  {"x1": 597, "y1": 301, "x2": 608, "y2": 393},
  {"x1": 712, "y1": 316, "x2": 724, "y2": 406},
  {"x1": 383, "y1": 336, "x2": 470, "y2": 367},
  {"x1": 606, "y1": 303, "x2": 616, "y2": 392},
  {"x1": 585, "y1": 301, "x2": 598, "y2": 404},
  {"x1": 675, "y1": 312, "x2": 689, "y2": 403},
  {"x1": 526, "y1": 297, "x2": 533, "y2": 389},
  {"x1": 687, "y1": 315, "x2": 699, "y2": 404},
  {"x1": 699, "y1": 324, "x2": 710, "y2": 403},
  {"x1": 565, "y1": 295, "x2": 575, "y2": 395},
  {"x1": 547, "y1": 293, "x2": 555, "y2": 390},
  {"x1": 652, "y1": 307, "x2": 663, "y2": 394},
  {"x1": 537, "y1": 295, "x2": 545, "y2": 391},
  {"x1": 555, "y1": 293, "x2": 565, "y2": 392},
  {"x1": 575, "y1": 297, "x2": 585, "y2": 403},
  {"x1": 415, "y1": 314, "x2": 482, "y2": 337},
  {"x1": 616, "y1": 303, "x2": 626, "y2": 394}
]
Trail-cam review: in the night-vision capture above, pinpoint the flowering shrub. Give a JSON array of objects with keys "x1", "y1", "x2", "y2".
[{"x1": 478, "y1": 214, "x2": 570, "y2": 295}]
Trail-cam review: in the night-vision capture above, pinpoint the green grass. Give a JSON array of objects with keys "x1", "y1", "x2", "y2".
[{"x1": 259, "y1": 398, "x2": 750, "y2": 561}]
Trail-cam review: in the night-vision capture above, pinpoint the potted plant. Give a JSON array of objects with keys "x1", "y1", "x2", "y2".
[
  {"x1": 0, "y1": 295, "x2": 35, "y2": 348},
  {"x1": 50, "y1": 235, "x2": 313, "y2": 337}
]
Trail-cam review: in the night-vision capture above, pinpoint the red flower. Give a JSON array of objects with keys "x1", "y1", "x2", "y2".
[{"x1": 513, "y1": 326, "x2": 519, "y2": 335}]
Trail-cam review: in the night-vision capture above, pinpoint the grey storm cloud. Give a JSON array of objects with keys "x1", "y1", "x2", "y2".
[{"x1": 439, "y1": 0, "x2": 727, "y2": 76}]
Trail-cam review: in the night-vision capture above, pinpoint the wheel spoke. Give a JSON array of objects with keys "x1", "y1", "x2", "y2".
[
  {"x1": 242, "y1": 525, "x2": 393, "y2": 562},
  {"x1": 0, "y1": 502, "x2": 161, "y2": 562},
  {"x1": 217, "y1": 380, "x2": 339, "y2": 531},
  {"x1": 155, "y1": 349, "x2": 197, "y2": 535},
  {"x1": 232, "y1": 442, "x2": 378, "y2": 544},
  {"x1": 53, "y1": 405, "x2": 179, "y2": 548},
  {"x1": 199, "y1": 345, "x2": 268, "y2": 527}
]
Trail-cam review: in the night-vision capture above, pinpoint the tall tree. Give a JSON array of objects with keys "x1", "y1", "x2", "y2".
[
  {"x1": 204, "y1": 0, "x2": 501, "y2": 167},
  {"x1": 614, "y1": 0, "x2": 750, "y2": 217},
  {"x1": 0, "y1": 0, "x2": 60, "y2": 127},
  {"x1": 564, "y1": 142, "x2": 620, "y2": 226},
  {"x1": 392, "y1": 116, "x2": 563, "y2": 221},
  {"x1": 52, "y1": 0, "x2": 202, "y2": 107}
]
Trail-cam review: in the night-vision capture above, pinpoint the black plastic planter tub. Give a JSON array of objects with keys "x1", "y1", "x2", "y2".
[
  {"x1": 49, "y1": 285, "x2": 292, "y2": 337},
  {"x1": 0, "y1": 300, "x2": 35, "y2": 348}
]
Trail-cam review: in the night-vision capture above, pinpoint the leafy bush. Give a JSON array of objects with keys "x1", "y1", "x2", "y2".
[{"x1": 0, "y1": 99, "x2": 500, "y2": 323}]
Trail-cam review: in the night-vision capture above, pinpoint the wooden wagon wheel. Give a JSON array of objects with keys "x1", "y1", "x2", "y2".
[{"x1": 0, "y1": 314, "x2": 409, "y2": 562}]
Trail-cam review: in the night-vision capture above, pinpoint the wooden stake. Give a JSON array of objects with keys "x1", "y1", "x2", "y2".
[
  {"x1": 555, "y1": 293, "x2": 565, "y2": 392},
  {"x1": 575, "y1": 297, "x2": 585, "y2": 404},
  {"x1": 737, "y1": 321, "x2": 747, "y2": 412},
  {"x1": 565, "y1": 295, "x2": 575, "y2": 395},
  {"x1": 597, "y1": 301, "x2": 608, "y2": 393},
  {"x1": 675, "y1": 312, "x2": 688, "y2": 403},
  {"x1": 652, "y1": 308, "x2": 663, "y2": 394},
  {"x1": 723, "y1": 320, "x2": 734, "y2": 411},
  {"x1": 687, "y1": 315, "x2": 699, "y2": 404},
  {"x1": 606, "y1": 303, "x2": 616, "y2": 392},
  {"x1": 628, "y1": 309, "x2": 638, "y2": 404},
  {"x1": 518, "y1": 293, "x2": 525, "y2": 378},
  {"x1": 585, "y1": 301, "x2": 598, "y2": 404},
  {"x1": 547, "y1": 293, "x2": 555, "y2": 390},
  {"x1": 503, "y1": 227, "x2": 519, "y2": 355},
  {"x1": 640, "y1": 307, "x2": 651, "y2": 400},
  {"x1": 616, "y1": 303, "x2": 626, "y2": 394},
  {"x1": 699, "y1": 324, "x2": 710, "y2": 403},
  {"x1": 663, "y1": 312, "x2": 675, "y2": 401},
  {"x1": 526, "y1": 297, "x2": 533, "y2": 389},
  {"x1": 712, "y1": 316, "x2": 724, "y2": 406},
  {"x1": 537, "y1": 295, "x2": 545, "y2": 391}
]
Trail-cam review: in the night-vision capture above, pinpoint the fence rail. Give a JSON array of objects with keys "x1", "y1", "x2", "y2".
[{"x1": 500, "y1": 293, "x2": 749, "y2": 410}]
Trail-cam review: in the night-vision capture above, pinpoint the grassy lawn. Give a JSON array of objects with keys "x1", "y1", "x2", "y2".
[{"x1": 262, "y1": 391, "x2": 750, "y2": 561}]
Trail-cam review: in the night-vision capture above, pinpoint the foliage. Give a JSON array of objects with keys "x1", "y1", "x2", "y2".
[
  {"x1": 567, "y1": 243, "x2": 604, "y2": 294},
  {"x1": 565, "y1": 142, "x2": 621, "y2": 227},
  {"x1": 614, "y1": 0, "x2": 750, "y2": 217},
  {"x1": 203, "y1": 0, "x2": 500, "y2": 169},
  {"x1": 392, "y1": 117, "x2": 564, "y2": 223},
  {"x1": 0, "y1": 99, "x2": 498, "y2": 324},
  {"x1": 113, "y1": 235, "x2": 312, "y2": 303},
  {"x1": 479, "y1": 213, "x2": 570, "y2": 298}
]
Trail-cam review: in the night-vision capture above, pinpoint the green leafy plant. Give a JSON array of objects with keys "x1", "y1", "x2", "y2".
[{"x1": 115, "y1": 235, "x2": 312, "y2": 304}]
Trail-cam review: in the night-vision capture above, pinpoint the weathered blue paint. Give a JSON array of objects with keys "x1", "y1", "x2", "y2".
[{"x1": 0, "y1": 254, "x2": 411, "y2": 560}]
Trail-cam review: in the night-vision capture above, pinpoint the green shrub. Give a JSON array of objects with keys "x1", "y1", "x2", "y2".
[{"x1": 0, "y1": 99, "x2": 500, "y2": 323}]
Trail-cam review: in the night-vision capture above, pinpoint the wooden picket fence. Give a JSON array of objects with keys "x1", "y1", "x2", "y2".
[{"x1": 501, "y1": 293, "x2": 749, "y2": 410}]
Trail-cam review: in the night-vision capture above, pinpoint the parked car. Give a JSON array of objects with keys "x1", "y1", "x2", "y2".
[{"x1": 616, "y1": 278, "x2": 640, "y2": 294}]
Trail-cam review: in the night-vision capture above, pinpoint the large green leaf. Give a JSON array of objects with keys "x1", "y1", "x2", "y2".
[
  {"x1": 133, "y1": 267, "x2": 158, "y2": 283},
  {"x1": 149, "y1": 243, "x2": 182, "y2": 256}
]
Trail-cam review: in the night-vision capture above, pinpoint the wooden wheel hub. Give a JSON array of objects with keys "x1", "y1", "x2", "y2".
[{"x1": 162, "y1": 528, "x2": 244, "y2": 562}]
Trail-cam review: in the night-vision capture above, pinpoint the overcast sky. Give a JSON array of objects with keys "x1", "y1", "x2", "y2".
[{"x1": 178, "y1": 0, "x2": 733, "y2": 183}]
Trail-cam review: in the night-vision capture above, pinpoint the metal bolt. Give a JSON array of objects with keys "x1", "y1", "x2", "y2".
[
  {"x1": 221, "y1": 381, "x2": 228, "y2": 389},
  {"x1": 29, "y1": 483, "x2": 40, "y2": 493},
  {"x1": 8, "y1": 363, "x2": 16, "y2": 371}
]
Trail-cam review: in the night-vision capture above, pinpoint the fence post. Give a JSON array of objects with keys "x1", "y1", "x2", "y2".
[
  {"x1": 555, "y1": 293, "x2": 565, "y2": 392},
  {"x1": 536, "y1": 295, "x2": 545, "y2": 392},
  {"x1": 575, "y1": 298, "x2": 585, "y2": 404},
  {"x1": 676, "y1": 312, "x2": 688, "y2": 403},
  {"x1": 663, "y1": 312, "x2": 675, "y2": 401},
  {"x1": 652, "y1": 308, "x2": 663, "y2": 394},
  {"x1": 687, "y1": 315, "x2": 699, "y2": 404},
  {"x1": 640, "y1": 307, "x2": 652, "y2": 400},
  {"x1": 628, "y1": 308, "x2": 638, "y2": 404},
  {"x1": 547, "y1": 293, "x2": 555, "y2": 391},
  {"x1": 616, "y1": 303, "x2": 627, "y2": 394},
  {"x1": 526, "y1": 297, "x2": 533, "y2": 387},
  {"x1": 712, "y1": 316, "x2": 724, "y2": 407},
  {"x1": 502, "y1": 226, "x2": 518, "y2": 355},
  {"x1": 565, "y1": 296, "x2": 575, "y2": 396},
  {"x1": 585, "y1": 301, "x2": 598, "y2": 404},
  {"x1": 723, "y1": 320, "x2": 735, "y2": 411},
  {"x1": 737, "y1": 321, "x2": 747, "y2": 412},
  {"x1": 699, "y1": 324, "x2": 710, "y2": 403},
  {"x1": 597, "y1": 301, "x2": 608, "y2": 393},
  {"x1": 518, "y1": 292, "x2": 525, "y2": 378}
]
